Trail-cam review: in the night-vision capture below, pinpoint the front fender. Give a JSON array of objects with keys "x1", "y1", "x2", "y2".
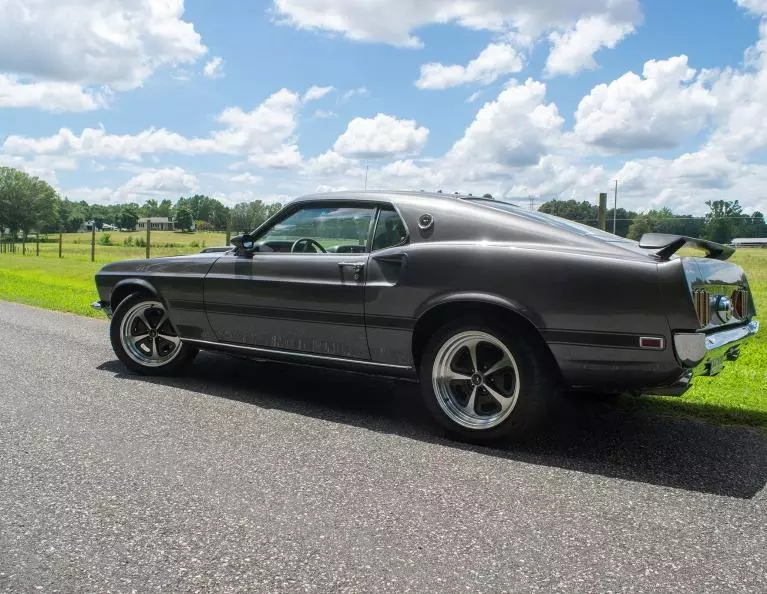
[{"x1": 109, "y1": 278, "x2": 167, "y2": 312}]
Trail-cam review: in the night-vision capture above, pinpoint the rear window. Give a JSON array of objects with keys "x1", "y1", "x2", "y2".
[{"x1": 463, "y1": 198, "x2": 635, "y2": 244}]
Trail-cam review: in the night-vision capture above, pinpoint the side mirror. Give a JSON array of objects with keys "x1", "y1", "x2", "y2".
[{"x1": 231, "y1": 233, "x2": 256, "y2": 252}]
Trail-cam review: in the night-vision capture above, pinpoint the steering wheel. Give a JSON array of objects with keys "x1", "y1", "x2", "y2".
[{"x1": 291, "y1": 237, "x2": 327, "y2": 253}]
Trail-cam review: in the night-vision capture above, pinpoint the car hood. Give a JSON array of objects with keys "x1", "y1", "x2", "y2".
[{"x1": 97, "y1": 250, "x2": 226, "y2": 274}]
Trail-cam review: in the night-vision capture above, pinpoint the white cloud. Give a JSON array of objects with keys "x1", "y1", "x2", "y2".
[
  {"x1": 203, "y1": 56, "x2": 224, "y2": 79},
  {"x1": 302, "y1": 85, "x2": 334, "y2": 102},
  {"x1": 210, "y1": 89, "x2": 302, "y2": 165},
  {"x1": 467, "y1": 91, "x2": 483, "y2": 103},
  {"x1": 230, "y1": 173, "x2": 263, "y2": 184},
  {"x1": 545, "y1": 16, "x2": 635, "y2": 76},
  {"x1": 333, "y1": 113, "x2": 429, "y2": 159},
  {"x1": 0, "y1": 75, "x2": 109, "y2": 112},
  {"x1": 3, "y1": 88, "x2": 303, "y2": 168},
  {"x1": 416, "y1": 43, "x2": 523, "y2": 89},
  {"x1": 302, "y1": 150, "x2": 358, "y2": 176},
  {"x1": 339, "y1": 87, "x2": 368, "y2": 103},
  {"x1": 736, "y1": 0, "x2": 767, "y2": 16},
  {"x1": 121, "y1": 166, "x2": 198, "y2": 197},
  {"x1": 574, "y1": 56, "x2": 717, "y2": 152},
  {"x1": 704, "y1": 23, "x2": 767, "y2": 158},
  {"x1": 313, "y1": 109, "x2": 338, "y2": 118},
  {"x1": 0, "y1": 154, "x2": 78, "y2": 186},
  {"x1": 66, "y1": 167, "x2": 199, "y2": 205},
  {"x1": 446, "y1": 78, "x2": 564, "y2": 171},
  {"x1": 272, "y1": 0, "x2": 641, "y2": 49},
  {"x1": 0, "y1": 0, "x2": 207, "y2": 105}
]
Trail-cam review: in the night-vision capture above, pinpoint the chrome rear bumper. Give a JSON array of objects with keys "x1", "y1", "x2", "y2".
[
  {"x1": 652, "y1": 320, "x2": 759, "y2": 397},
  {"x1": 674, "y1": 319, "x2": 759, "y2": 376}
]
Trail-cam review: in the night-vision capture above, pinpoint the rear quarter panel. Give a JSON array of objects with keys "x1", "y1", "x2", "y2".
[{"x1": 367, "y1": 241, "x2": 683, "y2": 390}]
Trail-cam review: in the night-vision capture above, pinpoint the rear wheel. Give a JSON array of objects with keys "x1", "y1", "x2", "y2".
[
  {"x1": 110, "y1": 292, "x2": 197, "y2": 375},
  {"x1": 419, "y1": 318, "x2": 556, "y2": 443}
]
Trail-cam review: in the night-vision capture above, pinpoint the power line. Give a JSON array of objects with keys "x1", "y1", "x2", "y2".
[{"x1": 575, "y1": 216, "x2": 758, "y2": 222}]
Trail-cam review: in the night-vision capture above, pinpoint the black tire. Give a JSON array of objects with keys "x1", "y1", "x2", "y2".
[
  {"x1": 419, "y1": 317, "x2": 557, "y2": 443},
  {"x1": 109, "y1": 292, "x2": 198, "y2": 375}
]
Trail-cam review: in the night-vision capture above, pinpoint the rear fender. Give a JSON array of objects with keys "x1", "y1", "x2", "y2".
[{"x1": 415, "y1": 291, "x2": 544, "y2": 330}]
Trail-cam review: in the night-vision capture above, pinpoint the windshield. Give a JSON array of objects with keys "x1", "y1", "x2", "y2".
[{"x1": 463, "y1": 198, "x2": 635, "y2": 244}]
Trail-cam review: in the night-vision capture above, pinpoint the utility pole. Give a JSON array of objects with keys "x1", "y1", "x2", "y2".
[
  {"x1": 364, "y1": 166, "x2": 369, "y2": 191},
  {"x1": 598, "y1": 193, "x2": 608, "y2": 230},
  {"x1": 613, "y1": 179, "x2": 619, "y2": 234}
]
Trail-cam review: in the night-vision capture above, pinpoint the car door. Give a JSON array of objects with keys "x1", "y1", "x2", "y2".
[
  {"x1": 364, "y1": 206, "x2": 413, "y2": 366},
  {"x1": 204, "y1": 202, "x2": 375, "y2": 360}
]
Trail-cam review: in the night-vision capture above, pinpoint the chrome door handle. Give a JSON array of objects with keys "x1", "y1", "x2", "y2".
[{"x1": 338, "y1": 262, "x2": 365, "y2": 280}]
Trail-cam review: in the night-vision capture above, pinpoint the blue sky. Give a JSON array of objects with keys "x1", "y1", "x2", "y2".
[{"x1": 1, "y1": 0, "x2": 767, "y2": 215}]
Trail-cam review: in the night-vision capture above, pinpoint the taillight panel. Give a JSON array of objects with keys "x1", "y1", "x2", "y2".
[
  {"x1": 732, "y1": 288, "x2": 749, "y2": 319},
  {"x1": 693, "y1": 288, "x2": 710, "y2": 327}
]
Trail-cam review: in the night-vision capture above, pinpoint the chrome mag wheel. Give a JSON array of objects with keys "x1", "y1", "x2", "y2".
[
  {"x1": 432, "y1": 330, "x2": 521, "y2": 430},
  {"x1": 119, "y1": 300, "x2": 182, "y2": 368}
]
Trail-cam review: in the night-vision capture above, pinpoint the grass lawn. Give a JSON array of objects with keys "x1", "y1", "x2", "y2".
[{"x1": 0, "y1": 243, "x2": 764, "y2": 431}]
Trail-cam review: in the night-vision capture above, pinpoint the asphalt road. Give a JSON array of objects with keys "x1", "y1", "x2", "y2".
[{"x1": 0, "y1": 300, "x2": 765, "y2": 593}]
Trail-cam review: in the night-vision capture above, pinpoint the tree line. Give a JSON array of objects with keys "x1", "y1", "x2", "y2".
[
  {"x1": 0, "y1": 167, "x2": 284, "y2": 238},
  {"x1": 537, "y1": 199, "x2": 767, "y2": 244},
  {"x1": 2, "y1": 165, "x2": 765, "y2": 244}
]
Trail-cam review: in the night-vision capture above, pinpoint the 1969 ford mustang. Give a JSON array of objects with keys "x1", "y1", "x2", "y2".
[{"x1": 93, "y1": 191, "x2": 759, "y2": 441}]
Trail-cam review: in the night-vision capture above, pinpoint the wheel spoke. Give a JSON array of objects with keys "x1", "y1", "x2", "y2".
[
  {"x1": 155, "y1": 312, "x2": 169, "y2": 332},
  {"x1": 440, "y1": 369, "x2": 472, "y2": 382},
  {"x1": 131, "y1": 333, "x2": 150, "y2": 346},
  {"x1": 463, "y1": 386, "x2": 478, "y2": 414},
  {"x1": 137, "y1": 311, "x2": 152, "y2": 332},
  {"x1": 467, "y1": 340, "x2": 479, "y2": 373},
  {"x1": 485, "y1": 384, "x2": 512, "y2": 410},
  {"x1": 484, "y1": 354, "x2": 513, "y2": 377},
  {"x1": 158, "y1": 334, "x2": 181, "y2": 347}
]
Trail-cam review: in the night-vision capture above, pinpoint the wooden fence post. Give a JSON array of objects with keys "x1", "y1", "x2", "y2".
[
  {"x1": 146, "y1": 225, "x2": 151, "y2": 259},
  {"x1": 22, "y1": 234, "x2": 26, "y2": 255},
  {"x1": 59, "y1": 231, "x2": 63, "y2": 258},
  {"x1": 91, "y1": 226, "x2": 96, "y2": 262},
  {"x1": 36, "y1": 232, "x2": 40, "y2": 256}
]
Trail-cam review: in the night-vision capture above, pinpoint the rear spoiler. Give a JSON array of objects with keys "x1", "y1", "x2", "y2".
[{"x1": 639, "y1": 233, "x2": 735, "y2": 261}]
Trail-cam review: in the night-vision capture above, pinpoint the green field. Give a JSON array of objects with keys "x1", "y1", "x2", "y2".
[
  {"x1": 0, "y1": 240, "x2": 764, "y2": 431},
  {"x1": 1, "y1": 230, "x2": 229, "y2": 263}
]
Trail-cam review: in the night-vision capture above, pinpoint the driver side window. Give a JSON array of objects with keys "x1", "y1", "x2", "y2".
[{"x1": 257, "y1": 206, "x2": 375, "y2": 254}]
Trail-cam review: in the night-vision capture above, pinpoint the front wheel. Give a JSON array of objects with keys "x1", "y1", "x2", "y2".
[
  {"x1": 109, "y1": 292, "x2": 197, "y2": 375},
  {"x1": 419, "y1": 319, "x2": 556, "y2": 443}
]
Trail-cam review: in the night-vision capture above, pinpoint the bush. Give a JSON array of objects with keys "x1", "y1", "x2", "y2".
[
  {"x1": 190, "y1": 240, "x2": 200, "y2": 248},
  {"x1": 123, "y1": 236, "x2": 134, "y2": 247},
  {"x1": 98, "y1": 233, "x2": 112, "y2": 246},
  {"x1": 134, "y1": 237, "x2": 147, "y2": 248}
]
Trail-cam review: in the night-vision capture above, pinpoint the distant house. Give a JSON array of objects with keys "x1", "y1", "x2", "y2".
[
  {"x1": 137, "y1": 217, "x2": 173, "y2": 231},
  {"x1": 731, "y1": 237, "x2": 767, "y2": 248}
]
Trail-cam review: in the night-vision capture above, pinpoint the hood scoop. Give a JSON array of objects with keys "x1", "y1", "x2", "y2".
[{"x1": 639, "y1": 233, "x2": 735, "y2": 261}]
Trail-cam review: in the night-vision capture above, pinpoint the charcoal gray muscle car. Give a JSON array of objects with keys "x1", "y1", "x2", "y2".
[{"x1": 93, "y1": 191, "x2": 759, "y2": 441}]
